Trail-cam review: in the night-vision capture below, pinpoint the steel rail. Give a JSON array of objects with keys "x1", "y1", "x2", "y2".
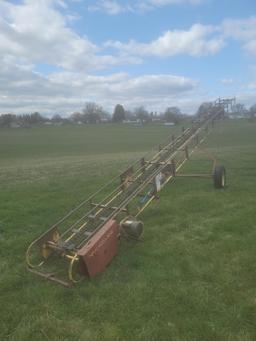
[
  {"x1": 57, "y1": 129, "x2": 191, "y2": 241},
  {"x1": 26, "y1": 125, "x2": 190, "y2": 267},
  {"x1": 60, "y1": 129, "x2": 194, "y2": 246},
  {"x1": 26, "y1": 108, "x2": 223, "y2": 285},
  {"x1": 31, "y1": 127, "x2": 187, "y2": 241},
  {"x1": 71, "y1": 111, "x2": 221, "y2": 250}
]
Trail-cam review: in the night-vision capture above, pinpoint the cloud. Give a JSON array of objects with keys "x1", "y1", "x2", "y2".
[
  {"x1": 105, "y1": 17, "x2": 256, "y2": 60},
  {"x1": 88, "y1": 0, "x2": 204, "y2": 14},
  {"x1": 236, "y1": 92, "x2": 256, "y2": 108},
  {"x1": 248, "y1": 82, "x2": 256, "y2": 90},
  {"x1": 244, "y1": 40, "x2": 256, "y2": 56},
  {"x1": 105, "y1": 24, "x2": 224, "y2": 57},
  {"x1": 247, "y1": 65, "x2": 256, "y2": 90},
  {"x1": 221, "y1": 78, "x2": 234, "y2": 85},
  {"x1": 0, "y1": 0, "x2": 137, "y2": 72},
  {"x1": 0, "y1": 1, "x2": 255, "y2": 115},
  {"x1": 88, "y1": 1, "x2": 133, "y2": 15},
  {"x1": 222, "y1": 17, "x2": 256, "y2": 56},
  {"x1": 0, "y1": 59, "x2": 197, "y2": 115},
  {"x1": 149, "y1": 0, "x2": 202, "y2": 4},
  {"x1": 0, "y1": 0, "x2": 202, "y2": 115}
]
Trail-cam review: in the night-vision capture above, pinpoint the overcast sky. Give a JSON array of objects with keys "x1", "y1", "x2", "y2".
[{"x1": 0, "y1": 0, "x2": 256, "y2": 116}]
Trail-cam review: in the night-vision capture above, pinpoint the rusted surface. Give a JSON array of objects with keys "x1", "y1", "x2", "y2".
[{"x1": 78, "y1": 219, "x2": 119, "y2": 277}]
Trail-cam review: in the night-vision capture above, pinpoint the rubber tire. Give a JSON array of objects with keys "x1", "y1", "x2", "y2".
[{"x1": 213, "y1": 165, "x2": 226, "y2": 189}]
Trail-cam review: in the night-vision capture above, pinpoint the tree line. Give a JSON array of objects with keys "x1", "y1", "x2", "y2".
[
  {"x1": 0, "y1": 102, "x2": 188, "y2": 127},
  {"x1": 0, "y1": 101, "x2": 255, "y2": 128}
]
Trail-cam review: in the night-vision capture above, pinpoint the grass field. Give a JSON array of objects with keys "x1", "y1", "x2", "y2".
[{"x1": 1, "y1": 120, "x2": 256, "y2": 341}]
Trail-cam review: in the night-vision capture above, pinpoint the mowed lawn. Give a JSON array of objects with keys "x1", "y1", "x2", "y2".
[{"x1": 0, "y1": 120, "x2": 256, "y2": 341}]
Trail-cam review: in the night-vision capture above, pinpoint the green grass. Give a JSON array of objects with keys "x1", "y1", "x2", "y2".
[{"x1": 0, "y1": 120, "x2": 256, "y2": 340}]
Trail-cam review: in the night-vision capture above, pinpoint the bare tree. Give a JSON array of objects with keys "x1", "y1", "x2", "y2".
[
  {"x1": 233, "y1": 103, "x2": 248, "y2": 117},
  {"x1": 70, "y1": 112, "x2": 84, "y2": 123},
  {"x1": 82, "y1": 102, "x2": 105, "y2": 123},
  {"x1": 164, "y1": 107, "x2": 182, "y2": 124},
  {"x1": 134, "y1": 106, "x2": 150, "y2": 123}
]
